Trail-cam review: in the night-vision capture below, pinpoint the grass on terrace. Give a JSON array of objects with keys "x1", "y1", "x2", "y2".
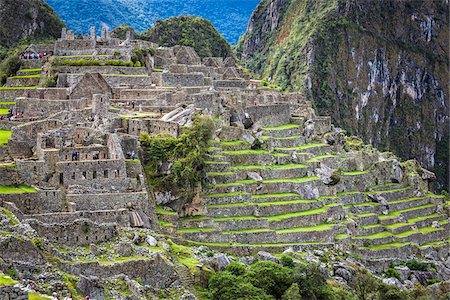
[
  {"x1": 378, "y1": 203, "x2": 435, "y2": 220},
  {"x1": 207, "y1": 198, "x2": 315, "y2": 208},
  {"x1": 0, "y1": 101, "x2": 15, "y2": 105},
  {"x1": 220, "y1": 140, "x2": 248, "y2": 146},
  {"x1": 275, "y1": 143, "x2": 328, "y2": 151},
  {"x1": 252, "y1": 192, "x2": 299, "y2": 199},
  {"x1": 230, "y1": 163, "x2": 308, "y2": 171},
  {"x1": 222, "y1": 228, "x2": 272, "y2": 234},
  {"x1": 204, "y1": 191, "x2": 248, "y2": 198},
  {"x1": 29, "y1": 291, "x2": 55, "y2": 300},
  {"x1": 0, "y1": 185, "x2": 36, "y2": 194},
  {"x1": 17, "y1": 68, "x2": 42, "y2": 73},
  {"x1": 186, "y1": 240, "x2": 330, "y2": 248},
  {"x1": 360, "y1": 242, "x2": 411, "y2": 251},
  {"x1": 0, "y1": 86, "x2": 38, "y2": 90},
  {"x1": 1, "y1": 130, "x2": 12, "y2": 145},
  {"x1": 276, "y1": 223, "x2": 336, "y2": 233},
  {"x1": 0, "y1": 273, "x2": 18, "y2": 286},
  {"x1": 0, "y1": 108, "x2": 9, "y2": 115},
  {"x1": 155, "y1": 205, "x2": 177, "y2": 215},
  {"x1": 9, "y1": 74, "x2": 40, "y2": 79},
  {"x1": 262, "y1": 124, "x2": 300, "y2": 130}
]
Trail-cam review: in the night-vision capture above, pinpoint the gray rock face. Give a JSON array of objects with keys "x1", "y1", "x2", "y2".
[
  {"x1": 180, "y1": 291, "x2": 198, "y2": 300},
  {"x1": 247, "y1": 171, "x2": 263, "y2": 181},
  {"x1": 394, "y1": 266, "x2": 411, "y2": 282},
  {"x1": 315, "y1": 165, "x2": 340, "y2": 186},
  {"x1": 335, "y1": 268, "x2": 352, "y2": 282},
  {"x1": 202, "y1": 253, "x2": 231, "y2": 271},
  {"x1": 146, "y1": 235, "x2": 157, "y2": 247},
  {"x1": 383, "y1": 277, "x2": 405, "y2": 290},
  {"x1": 257, "y1": 251, "x2": 281, "y2": 264},
  {"x1": 295, "y1": 185, "x2": 320, "y2": 200}
]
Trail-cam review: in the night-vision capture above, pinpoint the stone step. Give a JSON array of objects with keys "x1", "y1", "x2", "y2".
[
  {"x1": 270, "y1": 135, "x2": 306, "y2": 148},
  {"x1": 222, "y1": 149, "x2": 291, "y2": 165},
  {"x1": 384, "y1": 213, "x2": 447, "y2": 235},
  {"x1": 220, "y1": 140, "x2": 252, "y2": 151},
  {"x1": 275, "y1": 143, "x2": 331, "y2": 156},
  {"x1": 205, "y1": 161, "x2": 231, "y2": 172},
  {"x1": 203, "y1": 192, "x2": 252, "y2": 205},
  {"x1": 367, "y1": 183, "x2": 404, "y2": 192},
  {"x1": 206, "y1": 171, "x2": 237, "y2": 184},
  {"x1": 366, "y1": 187, "x2": 416, "y2": 202},
  {"x1": 231, "y1": 164, "x2": 311, "y2": 181},
  {"x1": 206, "y1": 199, "x2": 319, "y2": 219},
  {"x1": 388, "y1": 196, "x2": 432, "y2": 211},
  {"x1": 378, "y1": 204, "x2": 437, "y2": 225},
  {"x1": 261, "y1": 124, "x2": 302, "y2": 138}
]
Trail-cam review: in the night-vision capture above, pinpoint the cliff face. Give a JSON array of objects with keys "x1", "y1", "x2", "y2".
[
  {"x1": 238, "y1": 0, "x2": 449, "y2": 190},
  {"x1": 0, "y1": 0, "x2": 64, "y2": 47}
]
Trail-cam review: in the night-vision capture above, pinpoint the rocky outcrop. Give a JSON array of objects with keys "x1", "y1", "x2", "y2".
[
  {"x1": 238, "y1": 0, "x2": 449, "y2": 190},
  {"x1": 0, "y1": 0, "x2": 65, "y2": 47}
]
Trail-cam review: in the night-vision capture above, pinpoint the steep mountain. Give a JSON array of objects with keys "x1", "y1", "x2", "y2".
[
  {"x1": 238, "y1": 0, "x2": 449, "y2": 190},
  {"x1": 141, "y1": 16, "x2": 234, "y2": 58},
  {"x1": 45, "y1": 0, "x2": 259, "y2": 44},
  {"x1": 0, "y1": 0, "x2": 64, "y2": 47}
]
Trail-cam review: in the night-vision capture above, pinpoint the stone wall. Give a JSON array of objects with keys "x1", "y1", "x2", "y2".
[
  {"x1": 156, "y1": 72, "x2": 208, "y2": 87},
  {"x1": 15, "y1": 97, "x2": 87, "y2": 116},
  {"x1": 66, "y1": 191, "x2": 149, "y2": 213},
  {"x1": 213, "y1": 80, "x2": 247, "y2": 89},
  {"x1": 55, "y1": 66, "x2": 147, "y2": 75},
  {"x1": 28, "y1": 219, "x2": 118, "y2": 246},
  {"x1": 54, "y1": 39, "x2": 96, "y2": 55},
  {"x1": 245, "y1": 104, "x2": 290, "y2": 127},
  {"x1": 0, "y1": 285, "x2": 28, "y2": 300}
]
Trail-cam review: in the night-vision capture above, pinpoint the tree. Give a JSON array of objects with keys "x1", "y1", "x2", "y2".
[
  {"x1": 208, "y1": 272, "x2": 274, "y2": 300},
  {"x1": 245, "y1": 261, "x2": 294, "y2": 299}
]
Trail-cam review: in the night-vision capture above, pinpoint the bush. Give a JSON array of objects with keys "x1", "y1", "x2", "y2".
[
  {"x1": 134, "y1": 61, "x2": 141, "y2": 67},
  {"x1": 131, "y1": 48, "x2": 155, "y2": 66},
  {"x1": 281, "y1": 255, "x2": 295, "y2": 268},
  {"x1": 140, "y1": 114, "x2": 214, "y2": 202},
  {"x1": 224, "y1": 262, "x2": 247, "y2": 276},
  {"x1": 208, "y1": 272, "x2": 273, "y2": 300},
  {"x1": 385, "y1": 268, "x2": 401, "y2": 281},
  {"x1": 405, "y1": 260, "x2": 429, "y2": 272},
  {"x1": 0, "y1": 73, "x2": 7, "y2": 86},
  {"x1": 245, "y1": 261, "x2": 294, "y2": 299}
]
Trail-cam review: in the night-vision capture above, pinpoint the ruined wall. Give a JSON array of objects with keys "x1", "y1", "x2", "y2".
[
  {"x1": 245, "y1": 103, "x2": 291, "y2": 127},
  {"x1": 15, "y1": 97, "x2": 87, "y2": 116}
]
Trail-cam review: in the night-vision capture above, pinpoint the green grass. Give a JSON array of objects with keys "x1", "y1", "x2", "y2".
[
  {"x1": 0, "y1": 184, "x2": 36, "y2": 194},
  {"x1": 220, "y1": 140, "x2": 247, "y2": 146},
  {"x1": 355, "y1": 231, "x2": 393, "y2": 239},
  {"x1": 207, "y1": 202, "x2": 253, "y2": 208},
  {"x1": 155, "y1": 205, "x2": 177, "y2": 215},
  {"x1": 343, "y1": 170, "x2": 370, "y2": 175},
  {"x1": 267, "y1": 204, "x2": 337, "y2": 222},
  {"x1": 361, "y1": 242, "x2": 410, "y2": 251},
  {"x1": 0, "y1": 274, "x2": 18, "y2": 286},
  {"x1": 103, "y1": 74, "x2": 148, "y2": 77},
  {"x1": 167, "y1": 240, "x2": 200, "y2": 272},
  {"x1": 358, "y1": 212, "x2": 376, "y2": 217},
  {"x1": 120, "y1": 113, "x2": 159, "y2": 119},
  {"x1": 378, "y1": 203, "x2": 435, "y2": 220},
  {"x1": 0, "y1": 86, "x2": 38, "y2": 90},
  {"x1": 395, "y1": 226, "x2": 443, "y2": 238},
  {"x1": 222, "y1": 149, "x2": 269, "y2": 155},
  {"x1": 276, "y1": 223, "x2": 336, "y2": 233},
  {"x1": 159, "y1": 220, "x2": 174, "y2": 227},
  {"x1": 252, "y1": 192, "x2": 299, "y2": 199},
  {"x1": 177, "y1": 227, "x2": 216, "y2": 233},
  {"x1": 214, "y1": 215, "x2": 258, "y2": 221},
  {"x1": 335, "y1": 233, "x2": 349, "y2": 239},
  {"x1": 258, "y1": 199, "x2": 315, "y2": 207},
  {"x1": 186, "y1": 240, "x2": 330, "y2": 248},
  {"x1": 222, "y1": 228, "x2": 272, "y2": 234},
  {"x1": 263, "y1": 124, "x2": 300, "y2": 130},
  {"x1": 0, "y1": 162, "x2": 15, "y2": 168},
  {"x1": 28, "y1": 292, "x2": 52, "y2": 300},
  {"x1": 366, "y1": 187, "x2": 411, "y2": 195},
  {"x1": 9, "y1": 74, "x2": 40, "y2": 79},
  {"x1": 275, "y1": 143, "x2": 328, "y2": 151},
  {"x1": 0, "y1": 208, "x2": 19, "y2": 225},
  {"x1": 214, "y1": 179, "x2": 257, "y2": 187},
  {"x1": 0, "y1": 108, "x2": 9, "y2": 115},
  {"x1": 263, "y1": 176, "x2": 319, "y2": 183},
  {"x1": 0, "y1": 101, "x2": 15, "y2": 105},
  {"x1": 18, "y1": 68, "x2": 42, "y2": 73}
]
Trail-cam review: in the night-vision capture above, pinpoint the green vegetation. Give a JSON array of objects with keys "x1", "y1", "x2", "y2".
[
  {"x1": 53, "y1": 59, "x2": 134, "y2": 67},
  {"x1": 9, "y1": 74, "x2": 40, "y2": 79},
  {"x1": 0, "y1": 108, "x2": 9, "y2": 115},
  {"x1": 155, "y1": 205, "x2": 177, "y2": 215},
  {"x1": 141, "y1": 15, "x2": 234, "y2": 58},
  {"x1": 0, "y1": 86, "x2": 38, "y2": 90},
  {"x1": 277, "y1": 223, "x2": 336, "y2": 233},
  {"x1": 0, "y1": 273, "x2": 18, "y2": 286},
  {"x1": 17, "y1": 68, "x2": 42, "y2": 73},
  {"x1": 110, "y1": 24, "x2": 138, "y2": 39},
  {"x1": 262, "y1": 124, "x2": 299, "y2": 131},
  {"x1": 141, "y1": 114, "x2": 214, "y2": 206},
  {"x1": 0, "y1": 129, "x2": 11, "y2": 145},
  {"x1": 131, "y1": 48, "x2": 156, "y2": 66}
]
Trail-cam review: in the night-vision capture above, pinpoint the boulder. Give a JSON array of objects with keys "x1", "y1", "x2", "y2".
[
  {"x1": 315, "y1": 165, "x2": 340, "y2": 186},
  {"x1": 257, "y1": 251, "x2": 281, "y2": 264},
  {"x1": 394, "y1": 266, "x2": 411, "y2": 282},
  {"x1": 247, "y1": 172, "x2": 263, "y2": 181},
  {"x1": 335, "y1": 268, "x2": 352, "y2": 282},
  {"x1": 383, "y1": 277, "x2": 405, "y2": 290},
  {"x1": 146, "y1": 235, "x2": 157, "y2": 247}
]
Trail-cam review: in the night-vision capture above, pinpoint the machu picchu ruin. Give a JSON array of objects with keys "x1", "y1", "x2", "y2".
[{"x1": 0, "y1": 6, "x2": 449, "y2": 300}]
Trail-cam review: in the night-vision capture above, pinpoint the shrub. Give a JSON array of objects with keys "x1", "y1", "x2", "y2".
[
  {"x1": 224, "y1": 262, "x2": 247, "y2": 276},
  {"x1": 281, "y1": 255, "x2": 295, "y2": 268},
  {"x1": 208, "y1": 272, "x2": 273, "y2": 300},
  {"x1": 405, "y1": 260, "x2": 429, "y2": 271},
  {"x1": 385, "y1": 268, "x2": 401, "y2": 281},
  {"x1": 245, "y1": 261, "x2": 294, "y2": 299},
  {"x1": 134, "y1": 61, "x2": 141, "y2": 67},
  {"x1": 140, "y1": 114, "x2": 214, "y2": 202}
]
